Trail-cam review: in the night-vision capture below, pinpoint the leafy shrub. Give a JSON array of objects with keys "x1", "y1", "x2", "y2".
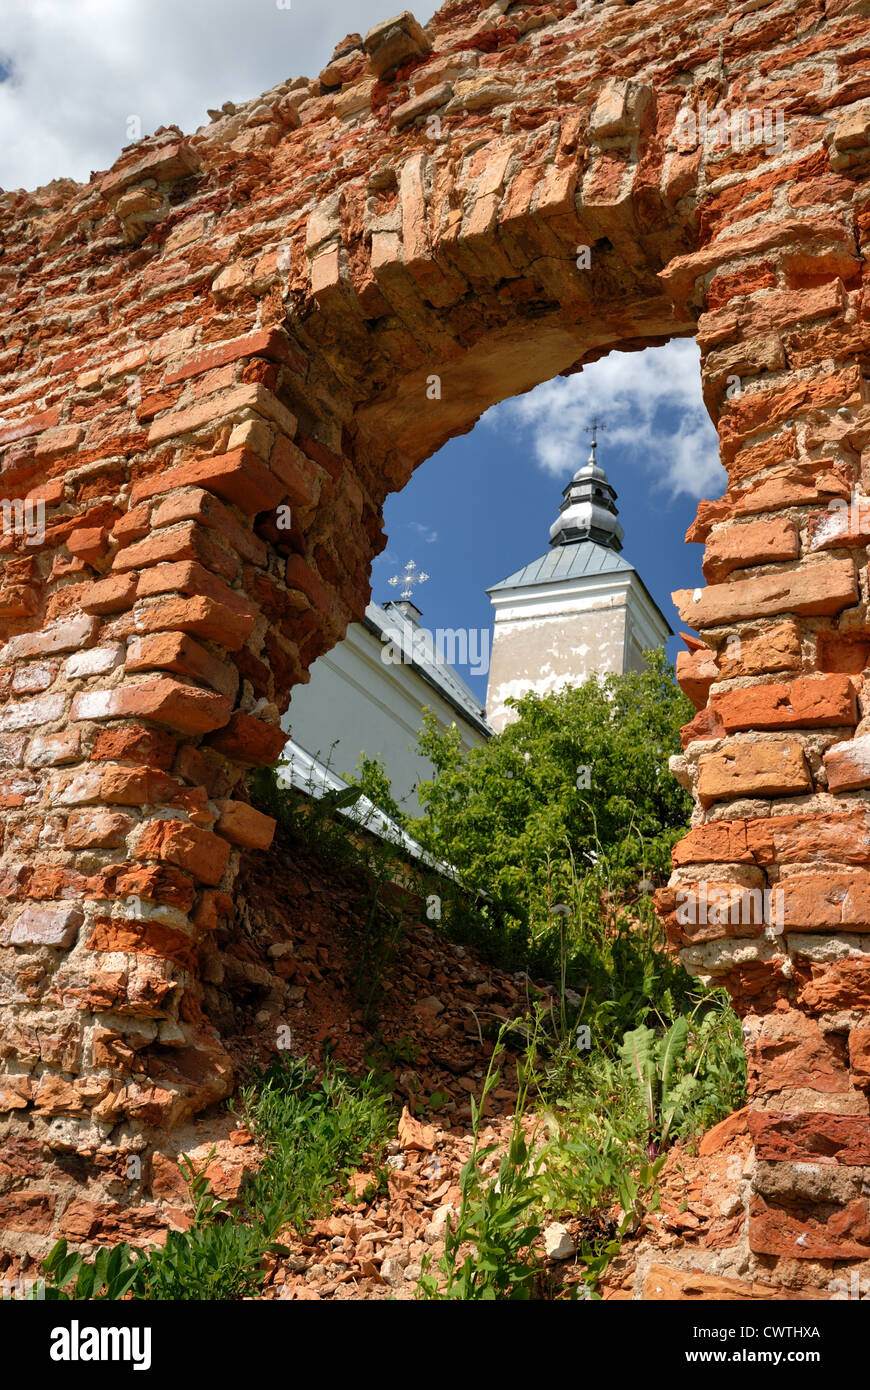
[{"x1": 411, "y1": 649, "x2": 694, "y2": 953}]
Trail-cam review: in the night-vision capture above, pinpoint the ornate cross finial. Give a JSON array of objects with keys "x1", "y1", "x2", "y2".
[
  {"x1": 585, "y1": 417, "x2": 607, "y2": 447},
  {"x1": 388, "y1": 559, "x2": 430, "y2": 601}
]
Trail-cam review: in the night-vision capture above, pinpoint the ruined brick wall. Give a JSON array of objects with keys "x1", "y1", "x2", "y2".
[{"x1": 1, "y1": 0, "x2": 870, "y2": 1291}]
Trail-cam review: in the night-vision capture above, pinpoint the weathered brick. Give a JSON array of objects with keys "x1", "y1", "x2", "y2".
[
  {"x1": 205, "y1": 711, "x2": 287, "y2": 765},
  {"x1": 151, "y1": 487, "x2": 267, "y2": 566},
  {"x1": 134, "y1": 819, "x2": 232, "y2": 886},
  {"x1": 703, "y1": 517, "x2": 799, "y2": 584},
  {"x1": 673, "y1": 559, "x2": 858, "y2": 629},
  {"x1": 825, "y1": 736, "x2": 870, "y2": 792},
  {"x1": 132, "y1": 595, "x2": 255, "y2": 651},
  {"x1": 130, "y1": 447, "x2": 287, "y2": 514},
  {"x1": 71, "y1": 678, "x2": 231, "y2": 735},
  {"x1": 711, "y1": 674, "x2": 857, "y2": 732},
  {"x1": 697, "y1": 738, "x2": 812, "y2": 805},
  {"x1": 0, "y1": 692, "x2": 66, "y2": 732},
  {"x1": 0, "y1": 614, "x2": 98, "y2": 662},
  {"x1": 8, "y1": 902, "x2": 83, "y2": 948},
  {"x1": 214, "y1": 800, "x2": 277, "y2": 850},
  {"x1": 163, "y1": 328, "x2": 293, "y2": 385},
  {"x1": 80, "y1": 573, "x2": 138, "y2": 615},
  {"x1": 126, "y1": 631, "x2": 238, "y2": 698},
  {"x1": 64, "y1": 809, "x2": 135, "y2": 849},
  {"x1": 113, "y1": 522, "x2": 237, "y2": 582}
]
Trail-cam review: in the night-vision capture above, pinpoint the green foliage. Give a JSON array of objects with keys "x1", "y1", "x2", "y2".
[
  {"x1": 345, "y1": 752, "x2": 409, "y2": 830},
  {"x1": 411, "y1": 650, "x2": 693, "y2": 954},
  {"x1": 130, "y1": 1153, "x2": 277, "y2": 1301},
  {"x1": 241, "y1": 1055, "x2": 394, "y2": 1235},
  {"x1": 38, "y1": 1239, "x2": 140, "y2": 1301},
  {"x1": 418, "y1": 1023, "x2": 545, "y2": 1300},
  {"x1": 37, "y1": 1060, "x2": 394, "y2": 1302}
]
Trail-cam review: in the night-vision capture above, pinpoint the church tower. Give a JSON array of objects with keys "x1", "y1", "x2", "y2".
[{"x1": 485, "y1": 429, "x2": 671, "y2": 733}]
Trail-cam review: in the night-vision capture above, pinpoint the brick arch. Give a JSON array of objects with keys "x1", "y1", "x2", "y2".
[{"x1": 1, "y1": 0, "x2": 869, "y2": 1290}]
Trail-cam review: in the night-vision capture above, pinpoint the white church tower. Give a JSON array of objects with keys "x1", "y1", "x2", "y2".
[{"x1": 485, "y1": 427, "x2": 671, "y2": 733}]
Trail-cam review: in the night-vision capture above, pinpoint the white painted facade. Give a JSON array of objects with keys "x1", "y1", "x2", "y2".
[
  {"x1": 486, "y1": 563, "x2": 671, "y2": 732},
  {"x1": 281, "y1": 601, "x2": 490, "y2": 819}
]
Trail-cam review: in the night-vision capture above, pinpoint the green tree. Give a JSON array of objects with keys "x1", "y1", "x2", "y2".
[{"x1": 410, "y1": 649, "x2": 693, "y2": 946}]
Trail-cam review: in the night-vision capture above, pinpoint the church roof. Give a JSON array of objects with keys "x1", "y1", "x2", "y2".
[
  {"x1": 488, "y1": 537, "x2": 634, "y2": 593},
  {"x1": 487, "y1": 538, "x2": 673, "y2": 635}
]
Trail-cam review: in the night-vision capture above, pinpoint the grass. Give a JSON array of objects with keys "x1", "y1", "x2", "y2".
[{"x1": 36, "y1": 1057, "x2": 395, "y2": 1302}]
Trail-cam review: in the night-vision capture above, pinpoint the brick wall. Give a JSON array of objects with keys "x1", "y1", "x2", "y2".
[{"x1": 1, "y1": 0, "x2": 870, "y2": 1291}]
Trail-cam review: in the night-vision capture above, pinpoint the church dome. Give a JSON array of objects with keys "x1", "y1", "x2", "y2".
[{"x1": 548, "y1": 435, "x2": 624, "y2": 552}]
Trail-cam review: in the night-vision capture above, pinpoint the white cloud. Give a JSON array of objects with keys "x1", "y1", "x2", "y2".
[
  {"x1": 0, "y1": 0, "x2": 396, "y2": 191},
  {"x1": 409, "y1": 521, "x2": 438, "y2": 544},
  {"x1": 486, "y1": 340, "x2": 725, "y2": 502}
]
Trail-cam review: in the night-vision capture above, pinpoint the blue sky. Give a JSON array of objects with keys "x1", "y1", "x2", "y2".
[{"x1": 373, "y1": 340, "x2": 724, "y2": 702}]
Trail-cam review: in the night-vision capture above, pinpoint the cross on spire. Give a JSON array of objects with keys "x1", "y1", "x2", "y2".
[
  {"x1": 388, "y1": 559, "x2": 430, "y2": 601},
  {"x1": 585, "y1": 417, "x2": 607, "y2": 448}
]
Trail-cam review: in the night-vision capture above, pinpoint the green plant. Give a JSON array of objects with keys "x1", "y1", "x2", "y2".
[
  {"x1": 418, "y1": 1021, "x2": 545, "y2": 1301},
  {"x1": 411, "y1": 649, "x2": 693, "y2": 955},
  {"x1": 38, "y1": 1239, "x2": 140, "y2": 1301},
  {"x1": 345, "y1": 751, "x2": 410, "y2": 830},
  {"x1": 131, "y1": 1152, "x2": 278, "y2": 1301},
  {"x1": 242, "y1": 1055, "x2": 394, "y2": 1236}
]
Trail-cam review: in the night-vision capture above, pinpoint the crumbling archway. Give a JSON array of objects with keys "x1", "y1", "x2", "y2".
[{"x1": 2, "y1": 0, "x2": 870, "y2": 1292}]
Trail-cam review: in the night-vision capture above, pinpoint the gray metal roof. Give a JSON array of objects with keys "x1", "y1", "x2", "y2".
[
  {"x1": 488, "y1": 539, "x2": 635, "y2": 593},
  {"x1": 487, "y1": 539, "x2": 674, "y2": 637}
]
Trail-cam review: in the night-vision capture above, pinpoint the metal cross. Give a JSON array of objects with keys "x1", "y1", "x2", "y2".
[
  {"x1": 388, "y1": 559, "x2": 430, "y2": 601},
  {"x1": 585, "y1": 418, "x2": 607, "y2": 446}
]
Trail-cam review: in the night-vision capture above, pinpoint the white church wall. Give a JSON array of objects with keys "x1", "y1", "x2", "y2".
[
  {"x1": 486, "y1": 571, "x2": 670, "y2": 732},
  {"x1": 281, "y1": 620, "x2": 488, "y2": 818}
]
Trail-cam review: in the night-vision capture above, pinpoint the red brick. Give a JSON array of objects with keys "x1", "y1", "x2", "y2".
[
  {"x1": 702, "y1": 517, "x2": 799, "y2": 584},
  {"x1": 135, "y1": 560, "x2": 256, "y2": 619},
  {"x1": 126, "y1": 631, "x2": 238, "y2": 698},
  {"x1": 673, "y1": 558, "x2": 858, "y2": 629},
  {"x1": 205, "y1": 711, "x2": 287, "y2": 765},
  {"x1": 87, "y1": 917, "x2": 198, "y2": 970},
  {"x1": 91, "y1": 726, "x2": 176, "y2": 768},
  {"x1": 711, "y1": 674, "x2": 857, "y2": 732},
  {"x1": 0, "y1": 1191, "x2": 56, "y2": 1232},
  {"x1": 675, "y1": 646, "x2": 717, "y2": 709},
  {"x1": 132, "y1": 595, "x2": 255, "y2": 650},
  {"x1": 697, "y1": 739, "x2": 811, "y2": 806},
  {"x1": 285, "y1": 554, "x2": 332, "y2": 613},
  {"x1": 129, "y1": 448, "x2": 287, "y2": 514},
  {"x1": 134, "y1": 819, "x2": 232, "y2": 886},
  {"x1": 214, "y1": 800, "x2": 277, "y2": 850},
  {"x1": 163, "y1": 328, "x2": 293, "y2": 385},
  {"x1": 67, "y1": 526, "x2": 108, "y2": 564},
  {"x1": 71, "y1": 678, "x2": 231, "y2": 735},
  {"x1": 112, "y1": 521, "x2": 237, "y2": 582},
  {"x1": 64, "y1": 809, "x2": 135, "y2": 849},
  {"x1": 151, "y1": 487, "x2": 267, "y2": 566},
  {"x1": 80, "y1": 573, "x2": 138, "y2": 615},
  {"x1": 0, "y1": 407, "x2": 60, "y2": 446}
]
